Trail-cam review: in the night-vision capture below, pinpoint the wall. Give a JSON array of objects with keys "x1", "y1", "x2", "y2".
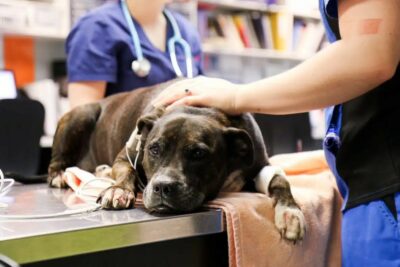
[
  {"x1": 34, "y1": 39, "x2": 65, "y2": 81},
  {"x1": 0, "y1": 34, "x2": 3, "y2": 69}
]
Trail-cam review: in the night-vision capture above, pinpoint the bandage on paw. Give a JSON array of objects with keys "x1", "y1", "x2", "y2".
[{"x1": 254, "y1": 166, "x2": 286, "y2": 196}]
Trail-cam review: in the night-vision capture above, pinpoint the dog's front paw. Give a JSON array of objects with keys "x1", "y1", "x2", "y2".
[
  {"x1": 274, "y1": 203, "x2": 306, "y2": 242},
  {"x1": 97, "y1": 186, "x2": 135, "y2": 210}
]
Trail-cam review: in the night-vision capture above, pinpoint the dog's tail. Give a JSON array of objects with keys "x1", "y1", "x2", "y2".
[{"x1": 3, "y1": 172, "x2": 47, "y2": 184}]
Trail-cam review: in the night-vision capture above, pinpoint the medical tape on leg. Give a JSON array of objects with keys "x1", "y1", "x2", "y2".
[
  {"x1": 63, "y1": 167, "x2": 115, "y2": 198},
  {"x1": 126, "y1": 127, "x2": 139, "y2": 148},
  {"x1": 126, "y1": 127, "x2": 142, "y2": 169},
  {"x1": 125, "y1": 126, "x2": 147, "y2": 191},
  {"x1": 254, "y1": 166, "x2": 286, "y2": 196}
]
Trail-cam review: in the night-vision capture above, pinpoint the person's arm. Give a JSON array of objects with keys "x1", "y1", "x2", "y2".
[
  {"x1": 153, "y1": 0, "x2": 400, "y2": 115},
  {"x1": 68, "y1": 81, "x2": 106, "y2": 109},
  {"x1": 238, "y1": 0, "x2": 400, "y2": 114}
]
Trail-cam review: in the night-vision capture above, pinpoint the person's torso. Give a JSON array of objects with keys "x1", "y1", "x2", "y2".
[
  {"x1": 320, "y1": 0, "x2": 400, "y2": 209},
  {"x1": 70, "y1": 3, "x2": 202, "y2": 96}
]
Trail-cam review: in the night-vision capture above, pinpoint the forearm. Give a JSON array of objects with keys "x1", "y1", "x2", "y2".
[
  {"x1": 237, "y1": 38, "x2": 396, "y2": 115},
  {"x1": 68, "y1": 81, "x2": 106, "y2": 109}
]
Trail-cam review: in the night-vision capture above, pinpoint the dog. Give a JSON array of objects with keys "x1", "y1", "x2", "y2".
[{"x1": 48, "y1": 80, "x2": 305, "y2": 241}]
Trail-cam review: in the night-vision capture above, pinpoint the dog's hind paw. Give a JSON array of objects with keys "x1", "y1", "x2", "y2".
[
  {"x1": 98, "y1": 186, "x2": 135, "y2": 210},
  {"x1": 274, "y1": 203, "x2": 306, "y2": 243},
  {"x1": 95, "y1": 164, "x2": 112, "y2": 178},
  {"x1": 48, "y1": 172, "x2": 68, "y2": 188}
]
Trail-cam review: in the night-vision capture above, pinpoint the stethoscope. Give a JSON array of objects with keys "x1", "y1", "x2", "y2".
[{"x1": 120, "y1": 0, "x2": 193, "y2": 78}]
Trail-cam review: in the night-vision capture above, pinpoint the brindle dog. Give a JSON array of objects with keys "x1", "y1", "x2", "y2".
[{"x1": 49, "y1": 80, "x2": 305, "y2": 241}]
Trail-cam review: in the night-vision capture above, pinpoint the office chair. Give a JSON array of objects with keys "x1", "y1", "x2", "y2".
[{"x1": 0, "y1": 99, "x2": 45, "y2": 175}]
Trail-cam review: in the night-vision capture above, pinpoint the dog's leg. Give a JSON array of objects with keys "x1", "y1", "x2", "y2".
[
  {"x1": 48, "y1": 103, "x2": 101, "y2": 188},
  {"x1": 97, "y1": 152, "x2": 137, "y2": 209},
  {"x1": 98, "y1": 107, "x2": 165, "y2": 209},
  {"x1": 255, "y1": 166, "x2": 306, "y2": 242}
]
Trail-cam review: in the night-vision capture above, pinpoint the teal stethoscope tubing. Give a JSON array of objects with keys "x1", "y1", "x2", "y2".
[{"x1": 120, "y1": 0, "x2": 193, "y2": 78}]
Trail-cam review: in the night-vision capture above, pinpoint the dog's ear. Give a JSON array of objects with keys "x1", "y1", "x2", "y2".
[
  {"x1": 137, "y1": 107, "x2": 165, "y2": 135},
  {"x1": 223, "y1": 127, "x2": 254, "y2": 167}
]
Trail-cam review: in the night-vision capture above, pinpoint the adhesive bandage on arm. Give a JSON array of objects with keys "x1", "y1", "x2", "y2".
[
  {"x1": 358, "y1": 18, "x2": 382, "y2": 35},
  {"x1": 254, "y1": 166, "x2": 286, "y2": 196}
]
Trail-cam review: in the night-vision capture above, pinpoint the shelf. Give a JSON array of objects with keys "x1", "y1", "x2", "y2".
[
  {"x1": 198, "y1": 0, "x2": 321, "y2": 20},
  {"x1": 268, "y1": 4, "x2": 321, "y2": 20},
  {"x1": 0, "y1": 0, "x2": 70, "y2": 40},
  {"x1": 203, "y1": 46, "x2": 310, "y2": 62},
  {"x1": 199, "y1": 0, "x2": 269, "y2": 12}
]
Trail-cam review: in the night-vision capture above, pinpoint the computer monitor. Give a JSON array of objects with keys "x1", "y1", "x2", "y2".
[{"x1": 0, "y1": 70, "x2": 17, "y2": 99}]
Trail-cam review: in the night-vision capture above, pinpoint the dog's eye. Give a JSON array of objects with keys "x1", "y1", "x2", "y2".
[
  {"x1": 189, "y1": 148, "x2": 208, "y2": 160},
  {"x1": 148, "y1": 143, "x2": 161, "y2": 157}
]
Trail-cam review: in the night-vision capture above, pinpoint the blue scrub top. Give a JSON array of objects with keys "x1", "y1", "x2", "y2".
[
  {"x1": 66, "y1": 3, "x2": 203, "y2": 96},
  {"x1": 319, "y1": 0, "x2": 340, "y2": 134},
  {"x1": 319, "y1": 0, "x2": 349, "y2": 201},
  {"x1": 320, "y1": 0, "x2": 339, "y2": 42}
]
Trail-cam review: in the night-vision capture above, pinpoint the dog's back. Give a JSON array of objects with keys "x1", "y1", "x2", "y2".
[
  {"x1": 48, "y1": 80, "x2": 268, "y2": 194},
  {"x1": 82, "y1": 83, "x2": 269, "y2": 176}
]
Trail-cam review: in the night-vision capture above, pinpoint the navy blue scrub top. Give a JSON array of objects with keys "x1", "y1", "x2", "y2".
[{"x1": 66, "y1": 2, "x2": 203, "y2": 96}]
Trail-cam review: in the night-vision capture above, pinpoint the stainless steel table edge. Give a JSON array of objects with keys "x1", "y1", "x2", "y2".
[{"x1": 0, "y1": 209, "x2": 225, "y2": 265}]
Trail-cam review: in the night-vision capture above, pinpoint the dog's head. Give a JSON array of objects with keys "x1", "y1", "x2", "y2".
[{"x1": 135, "y1": 106, "x2": 254, "y2": 213}]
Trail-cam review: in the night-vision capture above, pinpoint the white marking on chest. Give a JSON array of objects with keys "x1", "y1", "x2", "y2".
[{"x1": 221, "y1": 170, "x2": 246, "y2": 192}]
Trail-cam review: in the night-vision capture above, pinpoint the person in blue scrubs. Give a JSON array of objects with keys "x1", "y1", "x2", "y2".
[
  {"x1": 66, "y1": 0, "x2": 202, "y2": 108},
  {"x1": 152, "y1": 0, "x2": 400, "y2": 266}
]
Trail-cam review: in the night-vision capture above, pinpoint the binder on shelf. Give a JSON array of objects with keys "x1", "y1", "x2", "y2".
[
  {"x1": 201, "y1": 14, "x2": 232, "y2": 49},
  {"x1": 216, "y1": 14, "x2": 245, "y2": 49},
  {"x1": 232, "y1": 14, "x2": 252, "y2": 48},
  {"x1": 292, "y1": 19, "x2": 306, "y2": 51},
  {"x1": 261, "y1": 15, "x2": 274, "y2": 49},
  {"x1": 269, "y1": 11, "x2": 294, "y2": 51},
  {"x1": 245, "y1": 13, "x2": 261, "y2": 49},
  {"x1": 295, "y1": 20, "x2": 325, "y2": 55},
  {"x1": 250, "y1": 12, "x2": 266, "y2": 48}
]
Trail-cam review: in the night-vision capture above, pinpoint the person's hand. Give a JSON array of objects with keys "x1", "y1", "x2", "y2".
[{"x1": 152, "y1": 76, "x2": 243, "y2": 115}]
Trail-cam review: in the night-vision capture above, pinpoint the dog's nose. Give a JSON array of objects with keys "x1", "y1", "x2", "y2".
[{"x1": 152, "y1": 181, "x2": 178, "y2": 197}]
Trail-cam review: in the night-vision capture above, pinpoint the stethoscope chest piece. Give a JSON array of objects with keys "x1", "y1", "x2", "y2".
[
  {"x1": 131, "y1": 58, "x2": 151, "y2": 77},
  {"x1": 121, "y1": 0, "x2": 192, "y2": 78}
]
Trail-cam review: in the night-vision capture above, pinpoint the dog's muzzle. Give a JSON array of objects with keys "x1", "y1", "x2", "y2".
[{"x1": 143, "y1": 176, "x2": 204, "y2": 213}]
